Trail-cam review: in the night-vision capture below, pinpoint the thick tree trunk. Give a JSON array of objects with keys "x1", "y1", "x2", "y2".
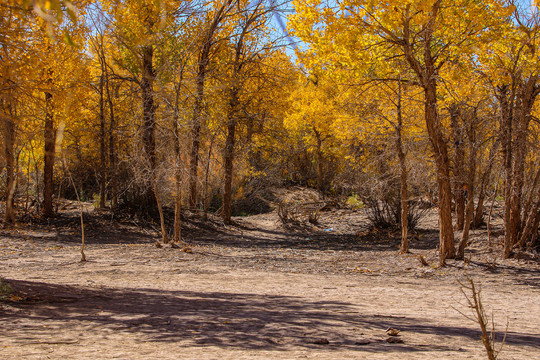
[
  {"x1": 507, "y1": 98, "x2": 530, "y2": 248},
  {"x1": 43, "y1": 91, "x2": 55, "y2": 217},
  {"x1": 424, "y1": 82, "x2": 455, "y2": 264},
  {"x1": 141, "y1": 45, "x2": 167, "y2": 244},
  {"x1": 401, "y1": 0, "x2": 453, "y2": 265},
  {"x1": 499, "y1": 79, "x2": 537, "y2": 258},
  {"x1": 450, "y1": 104, "x2": 465, "y2": 230},
  {"x1": 497, "y1": 84, "x2": 514, "y2": 258}
]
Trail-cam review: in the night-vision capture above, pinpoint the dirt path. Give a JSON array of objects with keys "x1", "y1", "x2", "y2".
[{"x1": 1, "y1": 209, "x2": 539, "y2": 359}]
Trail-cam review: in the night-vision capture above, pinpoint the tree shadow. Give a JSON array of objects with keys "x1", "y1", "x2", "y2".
[{"x1": 1, "y1": 279, "x2": 538, "y2": 352}]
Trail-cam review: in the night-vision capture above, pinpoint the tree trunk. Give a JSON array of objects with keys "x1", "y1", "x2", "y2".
[
  {"x1": 497, "y1": 84, "x2": 514, "y2": 258},
  {"x1": 188, "y1": 1, "x2": 233, "y2": 208},
  {"x1": 1, "y1": 112, "x2": 16, "y2": 225},
  {"x1": 189, "y1": 74, "x2": 204, "y2": 208},
  {"x1": 526, "y1": 211, "x2": 540, "y2": 250},
  {"x1": 457, "y1": 114, "x2": 477, "y2": 259},
  {"x1": 172, "y1": 79, "x2": 183, "y2": 243},
  {"x1": 222, "y1": 90, "x2": 239, "y2": 225},
  {"x1": 43, "y1": 91, "x2": 55, "y2": 217},
  {"x1": 98, "y1": 74, "x2": 106, "y2": 208},
  {"x1": 314, "y1": 128, "x2": 324, "y2": 193},
  {"x1": 141, "y1": 45, "x2": 167, "y2": 244},
  {"x1": 516, "y1": 167, "x2": 540, "y2": 249},
  {"x1": 401, "y1": 1, "x2": 454, "y2": 265},
  {"x1": 499, "y1": 79, "x2": 537, "y2": 258},
  {"x1": 473, "y1": 139, "x2": 499, "y2": 228},
  {"x1": 424, "y1": 82, "x2": 455, "y2": 264},
  {"x1": 450, "y1": 104, "x2": 465, "y2": 230},
  {"x1": 105, "y1": 74, "x2": 117, "y2": 208},
  {"x1": 518, "y1": 199, "x2": 540, "y2": 249},
  {"x1": 396, "y1": 84, "x2": 409, "y2": 254},
  {"x1": 141, "y1": 45, "x2": 156, "y2": 171}
]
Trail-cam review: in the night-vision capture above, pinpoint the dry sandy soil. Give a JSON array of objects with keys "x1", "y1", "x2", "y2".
[{"x1": 0, "y1": 204, "x2": 539, "y2": 359}]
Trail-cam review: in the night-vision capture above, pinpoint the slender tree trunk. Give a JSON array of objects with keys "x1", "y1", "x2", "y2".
[
  {"x1": 526, "y1": 211, "x2": 540, "y2": 250},
  {"x1": 43, "y1": 91, "x2": 55, "y2": 217},
  {"x1": 172, "y1": 80, "x2": 183, "y2": 243},
  {"x1": 98, "y1": 74, "x2": 106, "y2": 208},
  {"x1": 473, "y1": 139, "x2": 499, "y2": 228},
  {"x1": 189, "y1": 73, "x2": 204, "y2": 209},
  {"x1": 222, "y1": 90, "x2": 238, "y2": 224},
  {"x1": 141, "y1": 45, "x2": 157, "y2": 171},
  {"x1": 396, "y1": 84, "x2": 409, "y2": 254},
  {"x1": 105, "y1": 72, "x2": 117, "y2": 208},
  {"x1": 522, "y1": 164, "x2": 540, "y2": 225},
  {"x1": 516, "y1": 167, "x2": 540, "y2": 249},
  {"x1": 153, "y1": 179, "x2": 168, "y2": 244},
  {"x1": 457, "y1": 114, "x2": 477, "y2": 259},
  {"x1": 2, "y1": 112, "x2": 16, "y2": 225},
  {"x1": 189, "y1": 0, "x2": 233, "y2": 208},
  {"x1": 450, "y1": 104, "x2": 465, "y2": 230},
  {"x1": 518, "y1": 199, "x2": 540, "y2": 249},
  {"x1": 313, "y1": 128, "x2": 324, "y2": 193},
  {"x1": 203, "y1": 135, "x2": 215, "y2": 221}
]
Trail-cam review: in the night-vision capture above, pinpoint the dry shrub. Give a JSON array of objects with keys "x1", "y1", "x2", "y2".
[
  {"x1": 276, "y1": 187, "x2": 325, "y2": 224},
  {"x1": 456, "y1": 277, "x2": 507, "y2": 360}
]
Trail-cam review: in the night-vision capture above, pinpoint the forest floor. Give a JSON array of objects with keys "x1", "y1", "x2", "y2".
[{"x1": 0, "y1": 200, "x2": 539, "y2": 359}]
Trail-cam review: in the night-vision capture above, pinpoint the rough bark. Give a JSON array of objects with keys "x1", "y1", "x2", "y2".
[
  {"x1": 498, "y1": 84, "x2": 514, "y2": 258},
  {"x1": 498, "y1": 78, "x2": 538, "y2": 258},
  {"x1": 141, "y1": 45, "x2": 167, "y2": 244},
  {"x1": 401, "y1": 0, "x2": 454, "y2": 265},
  {"x1": 425, "y1": 82, "x2": 455, "y2": 264}
]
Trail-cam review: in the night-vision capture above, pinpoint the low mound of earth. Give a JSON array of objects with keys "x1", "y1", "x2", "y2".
[{"x1": 0, "y1": 205, "x2": 538, "y2": 359}]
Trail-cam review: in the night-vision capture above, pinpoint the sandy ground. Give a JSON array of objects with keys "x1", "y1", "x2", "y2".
[{"x1": 0, "y1": 207, "x2": 539, "y2": 359}]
